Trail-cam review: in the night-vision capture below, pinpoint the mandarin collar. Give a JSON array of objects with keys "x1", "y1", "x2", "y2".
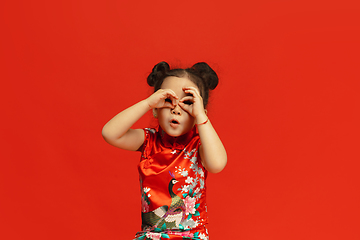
[{"x1": 159, "y1": 126, "x2": 197, "y2": 150}]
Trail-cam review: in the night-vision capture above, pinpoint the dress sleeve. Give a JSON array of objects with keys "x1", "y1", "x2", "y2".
[{"x1": 139, "y1": 128, "x2": 156, "y2": 159}]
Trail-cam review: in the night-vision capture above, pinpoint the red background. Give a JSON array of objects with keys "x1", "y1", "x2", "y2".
[{"x1": 1, "y1": 0, "x2": 359, "y2": 239}]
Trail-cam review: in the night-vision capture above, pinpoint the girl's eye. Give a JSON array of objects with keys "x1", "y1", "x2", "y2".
[
  {"x1": 183, "y1": 100, "x2": 193, "y2": 105},
  {"x1": 165, "y1": 98, "x2": 172, "y2": 103}
]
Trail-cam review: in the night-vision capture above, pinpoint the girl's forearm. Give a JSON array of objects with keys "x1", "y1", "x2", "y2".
[
  {"x1": 102, "y1": 100, "x2": 150, "y2": 147},
  {"x1": 198, "y1": 120, "x2": 227, "y2": 173}
]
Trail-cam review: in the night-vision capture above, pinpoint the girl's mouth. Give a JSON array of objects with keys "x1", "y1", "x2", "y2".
[
  {"x1": 170, "y1": 119, "x2": 179, "y2": 127},
  {"x1": 171, "y1": 119, "x2": 179, "y2": 124}
]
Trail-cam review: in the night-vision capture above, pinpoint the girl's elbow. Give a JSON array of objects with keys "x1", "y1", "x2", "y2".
[
  {"x1": 207, "y1": 157, "x2": 227, "y2": 174},
  {"x1": 101, "y1": 126, "x2": 110, "y2": 140},
  {"x1": 102, "y1": 126, "x2": 115, "y2": 143}
]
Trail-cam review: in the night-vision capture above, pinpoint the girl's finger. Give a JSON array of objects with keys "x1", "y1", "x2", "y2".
[
  {"x1": 183, "y1": 87, "x2": 200, "y2": 97},
  {"x1": 165, "y1": 90, "x2": 178, "y2": 106},
  {"x1": 166, "y1": 89, "x2": 178, "y2": 99},
  {"x1": 178, "y1": 102, "x2": 192, "y2": 114},
  {"x1": 183, "y1": 87, "x2": 200, "y2": 95},
  {"x1": 179, "y1": 96, "x2": 193, "y2": 102},
  {"x1": 168, "y1": 94, "x2": 178, "y2": 106},
  {"x1": 163, "y1": 102, "x2": 174, "y2": 108}
]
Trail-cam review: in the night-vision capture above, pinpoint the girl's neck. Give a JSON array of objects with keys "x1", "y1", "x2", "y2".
[{"x1": 159, "y1": 126, "x2": 197, "y2": 150}]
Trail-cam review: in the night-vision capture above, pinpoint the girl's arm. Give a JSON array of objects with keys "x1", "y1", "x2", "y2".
[
  {"x1": 102, "y1": 89, "x2": 178, "y2": 151},
  {"x1": 197, "y1": 118, "x2": 227, "y2": 173},
  {"x1": 102, "y1": 100, "x2": 150, "y2": 151},
  {"x1": 179, "y1": 87, "x2": 227, "y2": 173}
]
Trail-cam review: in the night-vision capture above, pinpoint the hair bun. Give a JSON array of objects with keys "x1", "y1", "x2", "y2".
[
  {"x1": 147, "y1": 61, "x2": 170, "y2": 87},
  {"x1": 191, "y1": 62, "x2": 218, "y2": 90}
]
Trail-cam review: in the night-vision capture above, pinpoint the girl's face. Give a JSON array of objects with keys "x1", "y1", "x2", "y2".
[{"x1": 156, "y1": 76, "x2": 200, "y2": 137}]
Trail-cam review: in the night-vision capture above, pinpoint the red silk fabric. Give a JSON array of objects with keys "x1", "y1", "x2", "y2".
[{"x1": 135, "y1": 127, "x2": 209, "y2": 239}]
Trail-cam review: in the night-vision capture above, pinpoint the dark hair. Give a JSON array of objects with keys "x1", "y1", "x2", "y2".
[{"x1": 147, "y1": 61, "x2": 218, "y2": 107}]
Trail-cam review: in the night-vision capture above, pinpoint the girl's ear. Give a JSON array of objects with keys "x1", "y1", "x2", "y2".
[
  {"x1": 204, "y1": 109, "x2": 208, "y2": 115},
  {"x1": 153, "y1": 108, "x2": 158, "y2": 118}
]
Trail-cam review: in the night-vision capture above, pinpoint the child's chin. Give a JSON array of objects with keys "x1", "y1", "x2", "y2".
[
  {"x1": 167, "y1": 132, "x2": 182, "y2": 137},
  {"x1": 164, "y1": 129, "x2": 184, "y2": 137}
]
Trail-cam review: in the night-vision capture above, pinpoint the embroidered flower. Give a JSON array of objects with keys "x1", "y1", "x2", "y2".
[
  {"x1": 190, "y1": 163, "x2": 199, "y2": 172},
  {"x1": 181, "y1": 169, "x2": 188, "y2": 177},
  {"x1": 167, "y1": 231, "x2": 194, "y2": 238},
  {"x1": 200, "y1": 178, "x2": 205, "y2": 189},
  {"x1": 175, "y1": 166, "x2": 188, "y2": 177},
  {"x1": 198, "y1": 167, "x2": 204, "y2": 177},
  {"x1": 184, "y1": 148, "x2": 196, "y2": 159},
  {"x1": 190, "y1": 156, "x2": 197, "y2": 163},
  {"x1": 143, "y1": 187, "x2": 152, "y2": 198},
  {"x1": 181, "y1": 218, "x2": 198, "y2": 229},
  {"x1": 141, "y1": 197, "x2": 149, "y2": 213},
  {"x1": 199, "y1": 232, "x2": 208, "y2": 240},
  {"x1": 181, "y1": 231, "x2": 194, "y2": 238},
  {"x1": 189, "y1": 180, "x2": 197, "y2": 191},
  {"x1": 185, "y1": 176, "x2": 193, "y2": 184},
  {"x1": 145, "y1": 232, "x2": 161, "y2": 240},
  {"x1": 145, "y1": 128, "x2": 156, "y2": 134},
  {"x1": 181, "y1": 185, "x2": 189, "y2": 192},
  {"x1": 184, "y1": 196, "x2": 196, "y2": 215}
]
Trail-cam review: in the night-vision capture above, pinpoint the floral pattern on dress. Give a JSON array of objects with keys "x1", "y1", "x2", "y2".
[
  {"x1": 136, "y1": 128, "x2": 209, "y2": 239},
  {"x1": 140, "y1": 179, "x2": 152, "y2": 213}
]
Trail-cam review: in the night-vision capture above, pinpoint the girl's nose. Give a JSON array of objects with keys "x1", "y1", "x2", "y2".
[{"x1": 171, "y1": 105, "x2": 181, "y2": 115}]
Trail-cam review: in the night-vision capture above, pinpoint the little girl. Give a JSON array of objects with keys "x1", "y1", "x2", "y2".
[{"x1": 102, "y1": 61, "x2": 227, "y2": 240}]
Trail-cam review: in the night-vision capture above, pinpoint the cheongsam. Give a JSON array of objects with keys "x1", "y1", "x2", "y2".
[{"x1": 134, "y1": 127, "x2": 209, "y2": 240}]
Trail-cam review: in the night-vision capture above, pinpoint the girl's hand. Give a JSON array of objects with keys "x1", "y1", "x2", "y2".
[
  {"x1": 146, "y1": 89, "x2": 178, "y2": 109},
  {"x1": 179, "y1": 87, "x2": 207, "y2": 123}
]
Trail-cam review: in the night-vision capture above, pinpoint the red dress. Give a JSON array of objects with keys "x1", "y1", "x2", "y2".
[{"x1": 134, "y1": 127, "x2": 209, "y2": 240}]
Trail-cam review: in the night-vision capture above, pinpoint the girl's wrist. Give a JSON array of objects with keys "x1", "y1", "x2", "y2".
[
  {"x1": 197, "y1": 117, "x2": 209, "y2": 125},
  {"x1": 195, "y1": 114, "x2": 208, "y2": 125},
  {"x1": 143, "y1": 99, "x2": 153, "y2": 110}
]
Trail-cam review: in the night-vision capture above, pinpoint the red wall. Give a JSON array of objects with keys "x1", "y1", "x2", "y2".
[{"x1": 1, "y1": 0, "x2": 359, "y2": 239}]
